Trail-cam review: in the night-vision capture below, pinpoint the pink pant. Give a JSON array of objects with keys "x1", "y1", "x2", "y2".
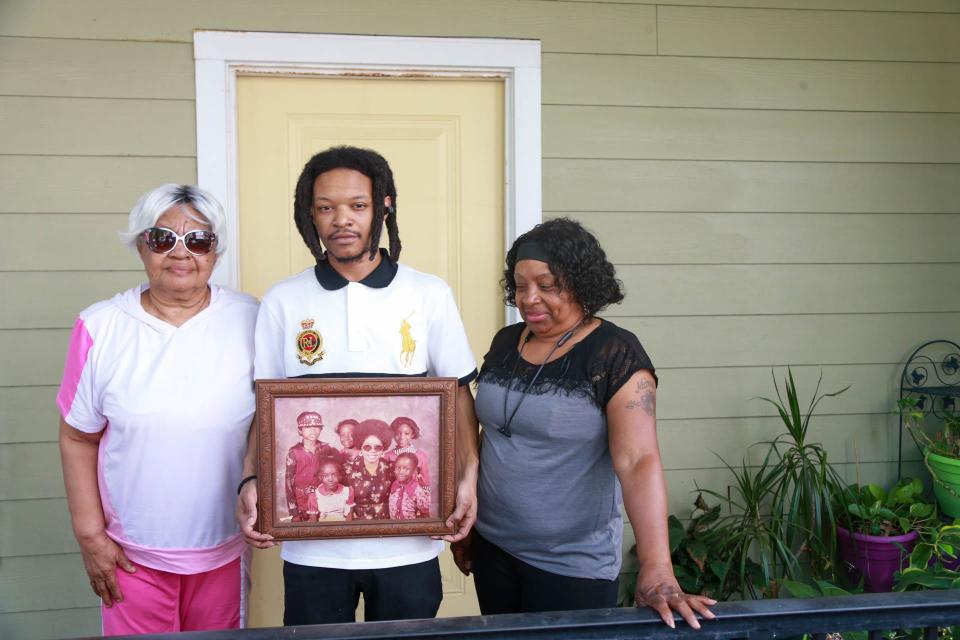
[{"x1": 102, "y1": 558, "x2": 241, "y2": 635}]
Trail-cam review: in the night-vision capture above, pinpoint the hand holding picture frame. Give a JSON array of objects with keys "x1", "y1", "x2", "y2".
[{"x1": 255, "y1": 377, "x2": 457, "y2": 540}]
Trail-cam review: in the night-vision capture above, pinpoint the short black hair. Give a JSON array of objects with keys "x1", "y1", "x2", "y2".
[
  {"x1": 293, "y1": 146, "x2": 400, "y2": 262},
  {"x1": 316, "y1": 457, "x2": 341, "y2": 480},
  {"x1": 395, "y1": 452, "x2": 419, "y2": 469},
  {"x1": 503, "y1": 217, "x2": 624, "y2": 317},
  {"x1": 390, "y1": 416, "x2": 421, "y2": 440},
  {"x1": 336, "y1": 418, "x2": 359, "y2": 434}
]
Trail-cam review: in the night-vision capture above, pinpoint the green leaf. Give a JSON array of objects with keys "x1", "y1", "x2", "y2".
[
  {"x1": 878, "y1": 507, "x2": 898, "y2": 521},
  {"x1": 668, "y1": 515, "x2": 685, "y2": 553},
  {"x1": 895, "y1": 570, "x2": 954, "y2": 589},
  {"x1": 673, "y1": 564, "x2": 693, "y2": 578},
  {"x1": 940, "y1": 544, "x2": 958, "y2": 563},
  {"x1": 898, "y1": 517, "x2": 911, "y2": 534},
  {"x1": 687, "y1": 540, "x2": 710, "y2": 564},
  {"x1": 677, "y1": 574, "x2": 699, "y2": 594},
  {"x1": 693, "y1": 504, "x2": 721, "y2": 529},
  {"x1": 815, "y1": 580, "x2": 853, "y2": 597},
  {"x1": 909, "y1": 503, "x2": 934, "y2": 518},
  {"x1": 709, "y1": 560, "x2": 729, "y2": 581},
  {"x1": 687, "y1": 541, "x2": 708, "y2": 566},
  {"x1": 889, "y1": 481, "x2": 915, "y2": 505},
  {"x1": 909, "y1": 477, "x2": 923, "y2": 494},
  {"x1": 780, "y1": 579, "x2": 818, "y2": 598},
  {"x1": 909, "y1": 544, "x2": 933, "y2": 570},
  {"x1": 867, "y1": 484, "x2": 885, "y2": 502}
]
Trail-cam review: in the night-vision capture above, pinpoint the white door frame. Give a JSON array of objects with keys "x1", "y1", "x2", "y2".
[{"x1": 193, "y1": 30, "x2": 541, "y2": 298}]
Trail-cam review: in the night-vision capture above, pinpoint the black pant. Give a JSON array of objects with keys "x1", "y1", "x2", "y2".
[
  {"x1": 472, "y1": 532, "x2": 619, "y2": 615},
  {"x1": 283, "y1": 558, "x2": 443, "y2": 625}
]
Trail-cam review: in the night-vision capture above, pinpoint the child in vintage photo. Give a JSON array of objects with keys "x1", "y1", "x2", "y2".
[
  {"x1": 285, "y1": 411, "x2": 338, "y2": 522},
  {"x1": 335, "y1": 418, "x2": 360, "y2": 464},
  {"x1": 384, "y1": 416, "x2": 430, "y2": 485},
  {"x1": 388, "y1": 452, "x2": 431, "y2": 520},
  {"x1": 307, "y1": 457, "x2": 354, "y2": 521}
]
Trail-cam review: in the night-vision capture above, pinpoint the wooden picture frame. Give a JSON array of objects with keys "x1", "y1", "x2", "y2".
[{"x1": 255, "y1": 377, "x2": 457, "y2": 539}]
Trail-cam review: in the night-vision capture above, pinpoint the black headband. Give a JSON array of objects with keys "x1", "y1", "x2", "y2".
[{"x1": 515, "y1": 240, "x2": 552, "y2": 264}]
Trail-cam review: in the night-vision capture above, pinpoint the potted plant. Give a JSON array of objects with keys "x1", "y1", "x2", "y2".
[
  {"x1": 692, "y1": 368, "x2": 849, "y2": 599},
  {"x1": 894, "y1": 521, "x2": 960, "y2": 591},
  {"x1": 834, "y1": 477, "x2": 936, "y2": 592},
  {"x1": 698, "y1": 444, "x2": 800, "y2": 599},
  {"x1": 901, "y1": 398, "x2": 960, "y2": 519},
  {"x1": 757, "y1": 368, "x2": 849, "y2": 580},
  {"x1": 620, "y1": 368, "x2": 852, "y2": 603}
]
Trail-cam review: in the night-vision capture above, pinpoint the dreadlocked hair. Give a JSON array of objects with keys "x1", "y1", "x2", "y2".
[{"x1": 293, "y1": 145, "x2": 401, "y2": 263}]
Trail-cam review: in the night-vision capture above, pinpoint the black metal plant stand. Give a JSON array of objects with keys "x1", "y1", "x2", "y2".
[{"x1": 898, "y1": 339, "x2": 960, "y2": 479}]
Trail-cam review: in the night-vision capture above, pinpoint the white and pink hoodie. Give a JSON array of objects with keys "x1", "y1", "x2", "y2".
[{"x1": 57, "y1": 284, "x2": 258, "y2": 574}]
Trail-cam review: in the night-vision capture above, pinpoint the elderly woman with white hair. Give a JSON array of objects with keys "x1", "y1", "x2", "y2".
[{"x1": 57, "y1": 184, "x2": 258, "y2": 635}]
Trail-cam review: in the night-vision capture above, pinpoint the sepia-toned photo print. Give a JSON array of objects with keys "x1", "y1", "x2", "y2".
[{"x1": 255, "y1": 378, "x2": 457, "y2": 539}]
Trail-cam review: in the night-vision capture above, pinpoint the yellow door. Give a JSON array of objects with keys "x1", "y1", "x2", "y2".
[{"x1": 237, "y1": 75, "x2": 504, "y2": 625}]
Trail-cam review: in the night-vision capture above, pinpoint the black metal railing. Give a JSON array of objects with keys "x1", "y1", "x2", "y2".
[{"x1": 78, "y1": 590, "x2": 960, "y2": 640}]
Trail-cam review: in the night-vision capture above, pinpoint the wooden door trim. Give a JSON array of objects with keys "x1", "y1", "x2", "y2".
[{"x1": 194, "y1": 30, "x2": 540, "y2": 320}]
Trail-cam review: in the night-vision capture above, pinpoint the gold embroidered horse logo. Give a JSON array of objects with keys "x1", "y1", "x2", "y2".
[{"x1": 399, "y1": 313, "x2": 416, "y2": 367}]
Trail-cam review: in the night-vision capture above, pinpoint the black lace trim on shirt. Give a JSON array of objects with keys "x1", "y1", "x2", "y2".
[
  {"x1": 476, "y1": 321, "x2": 656, "y2": 410},
  {"x1": 477, "y1": 358, "x2": 600, "y2": 404}
]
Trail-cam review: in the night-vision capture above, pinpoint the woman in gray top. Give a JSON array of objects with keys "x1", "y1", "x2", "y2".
[{"x1": 459, "y1": 218, "x2": 714, "y2": 629}]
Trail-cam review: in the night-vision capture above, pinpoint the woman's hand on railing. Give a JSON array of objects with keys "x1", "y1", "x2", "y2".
[{"x1": 635, "y1": 564, "x2": 716, "y2": 629}]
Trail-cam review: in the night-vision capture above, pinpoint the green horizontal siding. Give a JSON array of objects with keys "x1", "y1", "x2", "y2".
[
  {"x1": 1, "y1": 0, "x2": 957, "y2": 636},
  {"x1": 543, "y1": 159, "x2": 960, "y2": 213},
  {"x1": 658, "y1": 5, "x2": 960, "y2": 62},
  {"x1": 543, "y1": 54, "x2": 960, "y2": 112},
  {"x1": 544, "y1": 106, "x2": 960, "y2": 163}
]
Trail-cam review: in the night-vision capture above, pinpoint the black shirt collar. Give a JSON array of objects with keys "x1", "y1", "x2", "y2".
[{"x1": 313, "y1": 248, "x2": 398, "y2": 291}]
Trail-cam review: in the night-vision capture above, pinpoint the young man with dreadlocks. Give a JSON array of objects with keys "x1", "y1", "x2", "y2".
[{"x1": 236, "y1": 146, "x2": 480, "y2": 625}]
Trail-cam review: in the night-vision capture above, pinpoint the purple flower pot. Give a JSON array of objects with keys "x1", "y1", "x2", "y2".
[{"x1": 837, "y1": 526, "x2": 919, "y2": 593}]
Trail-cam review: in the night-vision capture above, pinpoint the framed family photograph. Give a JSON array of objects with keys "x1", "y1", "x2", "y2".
[{"x1": 255, "y1": 377, "x2": 457, "y2": 540}]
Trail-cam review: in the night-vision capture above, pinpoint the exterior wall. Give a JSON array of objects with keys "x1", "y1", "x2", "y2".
[{"x1": 1, "y1": 1, "x2": 958, "y2": 636}]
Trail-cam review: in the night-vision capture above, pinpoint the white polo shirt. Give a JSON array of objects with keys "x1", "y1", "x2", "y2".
[
  {"x1": 57, "y1": 284, "x2": 259, "y2": 573},
  {"x1": 255, "y1": 252, "x2": 477, "y2": 569}
]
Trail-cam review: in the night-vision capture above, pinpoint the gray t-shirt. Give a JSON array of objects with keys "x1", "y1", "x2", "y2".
[{"x1": 474, "y1": 320, "x2": 656, "y2": 580}]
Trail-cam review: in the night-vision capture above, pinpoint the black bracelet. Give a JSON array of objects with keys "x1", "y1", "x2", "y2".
[{"x1": 237, "y1": 475, "x2": 257, "y2": 495}]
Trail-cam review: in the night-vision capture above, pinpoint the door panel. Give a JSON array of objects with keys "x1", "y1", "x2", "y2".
[{"x1": 237, "y1": 75, "x2": 504, "y2": 625}]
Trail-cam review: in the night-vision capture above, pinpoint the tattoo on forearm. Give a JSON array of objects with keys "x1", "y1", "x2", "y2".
[{"x1": 626, "y1": 379, "x2": 656, "y2": 416}]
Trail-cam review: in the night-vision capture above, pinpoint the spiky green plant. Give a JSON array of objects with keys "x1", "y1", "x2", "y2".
[
  {"x1": 758, "y1": 368, "x2": 850, "y2": 578},
  {"x1": 699, "y1": 444, "x2": 800, "y2": 599}
]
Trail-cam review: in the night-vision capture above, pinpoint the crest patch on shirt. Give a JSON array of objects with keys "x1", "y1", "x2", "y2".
[
  {"x1": 296, "y1": 318, "x2": 325, "y2": 365},
  {"x1": 399, "y1": 312, "x2": 416, "y2": 367}
]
